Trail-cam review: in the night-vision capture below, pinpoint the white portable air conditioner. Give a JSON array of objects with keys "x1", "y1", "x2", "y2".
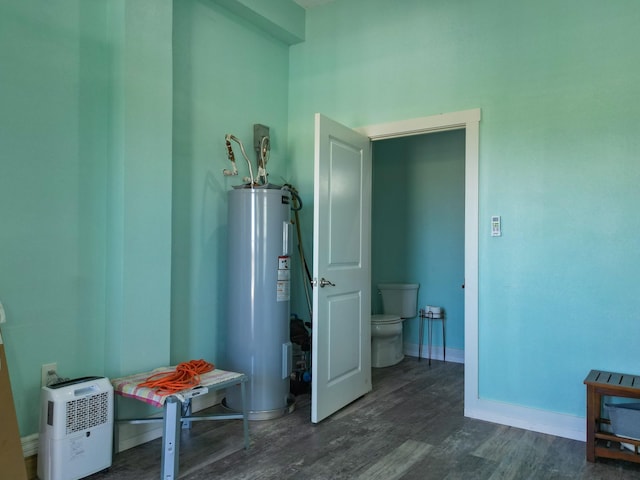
[{"x1": 38, "y1": 376, "x2": 113, "y2": 480}]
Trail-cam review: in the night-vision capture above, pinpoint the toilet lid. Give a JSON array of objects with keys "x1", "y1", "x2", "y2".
[{"x1": 371, "y1": 314, "x2": 401, "y2": 324}]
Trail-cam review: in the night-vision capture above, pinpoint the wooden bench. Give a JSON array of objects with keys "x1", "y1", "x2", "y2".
[{"x1": 584, "y1": 369, "x2": 640, "y2": 463}]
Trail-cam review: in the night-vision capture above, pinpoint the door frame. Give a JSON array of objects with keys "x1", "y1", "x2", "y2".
[{"x1": 356, "y1": 108, "x2": 480, "y2": 416}]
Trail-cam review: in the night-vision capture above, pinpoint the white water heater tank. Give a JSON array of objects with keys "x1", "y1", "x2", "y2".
[{"x1": 226, "y1": 186, "x2": 292, "y2": 419}]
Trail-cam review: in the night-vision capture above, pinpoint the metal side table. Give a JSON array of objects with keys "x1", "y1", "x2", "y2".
[{"x1": 418, "y1": 309, "x2": 445, "y2": 366}]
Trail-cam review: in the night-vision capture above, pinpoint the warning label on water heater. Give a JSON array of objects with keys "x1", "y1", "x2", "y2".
[{"x1": 277, "y1": 255, "x2": 290, "y2": 302}]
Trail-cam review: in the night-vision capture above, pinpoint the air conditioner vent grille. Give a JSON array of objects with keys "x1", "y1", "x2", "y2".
[{"x1": 65, "y1": 392, "x2": 109, "y2": 434}]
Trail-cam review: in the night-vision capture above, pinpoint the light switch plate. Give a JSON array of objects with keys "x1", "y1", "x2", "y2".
[{"x1": 491, "y1": 215, "x2": 501, "y2": 237}]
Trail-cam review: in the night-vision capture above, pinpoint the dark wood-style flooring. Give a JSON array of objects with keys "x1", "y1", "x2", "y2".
[{"x1": 89, "y1": 358, "x2": 640, "y2": 479}]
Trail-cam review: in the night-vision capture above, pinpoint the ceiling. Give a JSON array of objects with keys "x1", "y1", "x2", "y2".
[{"x1": 293, "y1": 0, "x2": 337, "y2": 9}]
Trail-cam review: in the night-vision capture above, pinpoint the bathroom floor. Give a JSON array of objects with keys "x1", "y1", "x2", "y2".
[{"x1": 88, "y1": 358, "x2": 640, "y2": 479}]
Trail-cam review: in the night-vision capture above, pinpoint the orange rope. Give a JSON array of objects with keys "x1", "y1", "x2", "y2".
[{"x1": 139, "y1": 359, "x2": 215, "y2": 395}]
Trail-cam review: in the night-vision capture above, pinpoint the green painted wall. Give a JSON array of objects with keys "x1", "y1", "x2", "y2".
[
  {"x1": 105, "y1": 0, "x2": 173, "y2": 379},
  {"x1": 0, "y1": 0, "x2": 176, "y2": 436},
  {"x1": 3, "y1": 0, "x2": 639, "y2": 442},
  {"x1": 372, "y1": 131, "x2": 465, "y2": 352},
  {"x1": 0, "y1": 0, "x2": 111, "y2": 436},
  {"x1": 171, "y1": 0, "x2": 290, "y2": 366},
  {"x1": 0, "y1": 0, "x2": 290, "y2": 439},
  {"x1": 289, "y1": 0, "x2": 640, "y2": 417}
]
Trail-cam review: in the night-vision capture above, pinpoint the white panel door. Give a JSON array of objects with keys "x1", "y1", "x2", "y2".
[{"x1": 312, "y1": 113, "x2": 372, "y2": 423}]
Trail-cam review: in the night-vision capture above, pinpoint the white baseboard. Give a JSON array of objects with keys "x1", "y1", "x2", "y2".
[
  {"x1": 115, "y1": 421, "x2": 164, "y2": 453},
  {"x1": 404, "y1": 342, "x2": 465, "y2": 364},
  {"x1": 22, "y1": 390, "x2": 225, "y2": 457},
  {"x1": 403, "y1": 343, "x2": 585, "y2": 441},
  {"x1": 21, "y1": 433, "x2": 39, "y2": 457},
  {"x1": 465, "y1": 398, "x2": 585, "y2": 442}
]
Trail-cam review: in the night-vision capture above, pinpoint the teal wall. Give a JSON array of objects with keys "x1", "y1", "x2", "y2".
[
  {"x1": 289, "y1": 0, "x2": 640, "y2": 417},
  {"x1": 1, "y1": 0, "x2": 174, "y2": 434},
  {"x1": 171, "y1": 0, "x2": 290, "y2": 365},
  {"x1": 0, "y1": 0, "x2": 290, "y2": 438},
  {"x1": 372, "y1": 131, "x2": 465, "y2": 352},
  {"x1": 105, "y1": 0, "x2": 174, "y2": 380},
  {"x1": 0, "y1": 0, "x2": 112, "y2": 435},
  {"x1": 3, "y1": 0, "x2": 640, "y2": 443}
]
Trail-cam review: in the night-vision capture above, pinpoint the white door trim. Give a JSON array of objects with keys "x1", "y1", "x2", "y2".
[
  {"x1": 357, "y1": 109, "x2": 481, "y2": 140},
  {"x1": 356, "y1": 108, "x2": 480, "y2": 416}
]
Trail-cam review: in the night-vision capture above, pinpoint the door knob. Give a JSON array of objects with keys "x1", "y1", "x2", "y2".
[{"x1": 319, "y1": 277, "x2": 335, "y2": 288}]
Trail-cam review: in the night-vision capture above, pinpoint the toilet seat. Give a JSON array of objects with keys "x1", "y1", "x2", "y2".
[{"x1": 371, "y1": 314, "x2": 401, "y2": 324}]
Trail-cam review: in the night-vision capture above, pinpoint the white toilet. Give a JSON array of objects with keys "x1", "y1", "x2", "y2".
[{"x1": 371, "y1": 283, "x2": 419, "y2": 368}]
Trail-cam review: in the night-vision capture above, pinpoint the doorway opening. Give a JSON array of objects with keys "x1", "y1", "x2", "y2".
[
  {"x1": 371, "y1": 129, "x2": 465, "y2": 364},
  {"x1": 357, "y1": 108, "x2": 480, "y2": 415}
]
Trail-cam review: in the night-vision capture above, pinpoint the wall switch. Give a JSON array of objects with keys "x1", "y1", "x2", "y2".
[
  {"x1": 41, "y1": 362, "x2": 57, "y2": 387},
  {"x1": 0, "y1": 301, "x2": 5, "y2": 323},
  {"x1": 491, "y1": 215, "x2": 501, "y2": 237}
]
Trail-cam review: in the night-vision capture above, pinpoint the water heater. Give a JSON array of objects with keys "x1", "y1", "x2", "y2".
[{"x1": 225, "y1": 185, "x2": 292, "y2": 419}]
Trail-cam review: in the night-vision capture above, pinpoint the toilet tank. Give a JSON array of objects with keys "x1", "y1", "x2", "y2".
[{"x1": 378, "y1": 283, "x2": 419, "y2": 318}]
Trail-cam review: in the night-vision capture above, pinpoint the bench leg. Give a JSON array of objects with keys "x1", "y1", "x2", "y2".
[
  {"x1": 586, "y1": 386, "x2": 597, "y2": 462},
  {"x1": 182, "y1": 398, "x2": 192, "y2": 430},
  {"x1": 161, "y1": 396, "x2": 182, "y2": 479}
]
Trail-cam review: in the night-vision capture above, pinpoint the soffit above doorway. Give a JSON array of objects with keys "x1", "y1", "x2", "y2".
[{"x1": 293, "y1": 0, "x2": 337, "y2": 9}]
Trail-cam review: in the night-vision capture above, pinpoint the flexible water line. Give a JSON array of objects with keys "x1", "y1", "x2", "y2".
[
  {"x1": 258, "y1": 136, "x2": 270, "y2": 184},
  {"x1": 282, "y1": 184, "x2": 312, "y2": 320},
  {"x1": 225, "y1": 134, "x2": 255, "y2": 185},
  {"x1": 223, "y1": 137, "x2": 239, "y2": 177}
]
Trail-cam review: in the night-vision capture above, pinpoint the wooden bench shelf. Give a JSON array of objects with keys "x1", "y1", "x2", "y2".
[{"x1": 584, "y1": 369, "x2": 640, "y2": 464}]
